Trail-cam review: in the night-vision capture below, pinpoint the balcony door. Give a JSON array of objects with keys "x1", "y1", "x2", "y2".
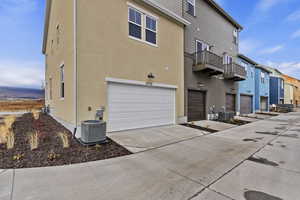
[{"x1": 196, "y1": 40, "x2": 209, "y2": 53}]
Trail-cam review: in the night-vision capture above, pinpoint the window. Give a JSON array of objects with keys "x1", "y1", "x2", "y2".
[
  {"x1": 60, "y1": 65, "x2": 65, "y2": 99},
  {"x1": 129, "y1": 8, "x2": 142, "y2": 39},
  {"x1": 145, "y1": 16, "x2": 157, "y2": 44},
  {"x1": 281, "y1": 80, "x2": 284, "y2": 89},
  {"x1": 187, "y1": 0, "x2": 196, "y2": 16},
  {"x1": 49, "y1": 78, "x2": 53, "y2": 100},
  {"x1": 196, "y1": 40, "x2": 210, "y2": 53},
  {"x1": 233, "y1": 29, "x2": 238, "y2": 45},
  {"x1": 261, "y1": 72, "x2": 265, "y2": 84},
  {"x1": 223, "y1": 53, "x2": 233, "y2": 64},
  {"x1": 128, "y1": 6, "x2": 157, "y2": 45}
]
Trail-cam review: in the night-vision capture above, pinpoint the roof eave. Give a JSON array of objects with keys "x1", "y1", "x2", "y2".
[
  {"x1": 42, "y1": 0, "x2": 52, "y2": 54},
  {"x1": 238, "y1": 54, "x2": 258, "y2": 65}
]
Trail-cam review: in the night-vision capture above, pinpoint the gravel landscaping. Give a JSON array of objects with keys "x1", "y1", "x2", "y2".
[{"x1": 0, "y1": 113, "x2": 131, "y2": 169}]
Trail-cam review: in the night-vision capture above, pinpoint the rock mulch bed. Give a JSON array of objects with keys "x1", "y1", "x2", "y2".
[{"x1": 0, "y1": 113, "x2": 131, "y2": 169}]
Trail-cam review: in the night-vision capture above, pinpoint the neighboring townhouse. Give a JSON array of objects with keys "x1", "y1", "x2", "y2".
[
  {"x1": 267, "y1": 67, "x2": 285, "y2": 105},
  {"x1": 283, "y1": 74, "x2": 300, "y2": 106},
  {"x1": 237, "y1": 54, "x2": 256, "y2": 115},
  {"x1": 43, "y1": 0, "x2": 190, "y2": 133},
  {"x1": 255, "y1": 65, "x2": 271, "y2": 111},
  {"x1": 180, "y1": 0, "x2": 245, "y2": 121}
]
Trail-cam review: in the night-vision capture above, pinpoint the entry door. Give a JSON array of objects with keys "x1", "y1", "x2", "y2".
[
  {"x1": 188, "y1": 90, "x2": 206, "y2": 122},
  {"x1": 240, "y1": 95, "x2": 253, "y2": 114},
  {"x1": 107, "y1": 82, "x2": 176, "y2": 132},
  {"x1": 260, "y1": 97, "x2": 268, "y2": 111},
  {"x1": 226, "y1": 94, "x2": 236, "y2": 112}
]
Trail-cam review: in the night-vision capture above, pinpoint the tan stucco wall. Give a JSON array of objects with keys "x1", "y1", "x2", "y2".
[
  {"x1": 283, "y1": 75, "x2": 300, "y2": 106},
  {"x1": 45, "y1": 0, "x2": 75, "y2": 125},
  {"x1": 76, "y1": 0, "x2": 185, "y2": 124}
]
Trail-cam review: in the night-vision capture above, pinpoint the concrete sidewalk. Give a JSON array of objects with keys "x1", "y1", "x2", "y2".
[{"x1": 1, "y1": 112, "x2": 300, "y2": 200}]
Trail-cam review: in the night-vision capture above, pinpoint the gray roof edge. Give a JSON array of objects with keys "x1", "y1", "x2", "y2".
[{"x1": 238, "y1": 54, "x2": 258, "y2": 65}]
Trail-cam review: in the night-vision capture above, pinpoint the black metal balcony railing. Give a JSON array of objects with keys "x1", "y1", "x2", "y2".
[
  {"x1": 193, "y1": 51, "x2": 224, "y2": 74},
  {"x1": 224, "y1": 62, "x2": 247, "y2": 81}
]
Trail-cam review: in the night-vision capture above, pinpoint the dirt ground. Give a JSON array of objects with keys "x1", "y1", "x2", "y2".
[
  {"x1": 0, "y1": 113, "x2": 131, "y2": 169},
  {"x1": 0, "y1": 99, "x2": 44, "y2": 112}
]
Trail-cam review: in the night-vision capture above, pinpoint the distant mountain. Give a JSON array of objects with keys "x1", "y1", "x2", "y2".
[{"x1": 0, "y1": 87, "x2": 44, "y2": 100}]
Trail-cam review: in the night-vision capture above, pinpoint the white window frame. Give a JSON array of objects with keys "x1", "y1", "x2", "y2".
[
  {"x1": 233, "y1": 29, "x2": 238, "y2": 45},
  {"x1": 223, "y1": 53, "x2": 233, "y2": 65},
  {"x1": 128, "y1": 3, "x2": 158, "y2": 47},
  {"x1": 60, "y1": 64, "x2": 65, "y2": 100},
  {"x1": 187, "y1": 0, "x2": 196, "y2": 16}
]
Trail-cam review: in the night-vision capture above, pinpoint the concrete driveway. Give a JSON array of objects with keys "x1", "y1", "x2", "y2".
[
  {"x1": 1, "y1": 112, "x2": 300, "y2": 200},
  {"x1": 108, "y1": 125, "x2": 208, "y2": 153}
]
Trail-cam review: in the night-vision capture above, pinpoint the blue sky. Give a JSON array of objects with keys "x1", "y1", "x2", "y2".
[{"x1": 0, "y1": 0, "x2": 299, "y2": 89}]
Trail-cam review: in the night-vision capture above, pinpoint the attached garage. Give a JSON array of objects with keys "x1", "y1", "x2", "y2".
[
  {"x1": 107, "y1": 81, "x2": 176, "y2": 132},
  {"x1": 240, "y1": 95, "x2": 253, "y2": 114},
  {"x1": 226, "y1": 94, "x2": 236, "y2": 112},
  {"x1": 260, "y1": 97, "x2": 268, "y2": 111},
  {"x1": 187, "y1": 90, "x2": 206, "y2": 122}
]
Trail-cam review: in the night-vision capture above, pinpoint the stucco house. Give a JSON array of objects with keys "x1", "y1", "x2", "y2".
[
  {"x1": 43, "y1": 0, "x2": 190, "y2": 133},
  {"x1": 283, "y1": 74, "x2": 300, "y2": 106},
  {"x1": 266, "y1": 67, "x2": 284, "y2": 105},
  {"x1": 255, "y1": 65, "x2": 271, "y2": 112},
  {"x1": 237, "y1": 54, "x2": 256, "y2": 115},
  {"x1": 175, "y1": 0, "x2": 245, "y2": 121}
]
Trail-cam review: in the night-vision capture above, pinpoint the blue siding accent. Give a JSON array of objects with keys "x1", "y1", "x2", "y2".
[
  {"x1": 237, "y1": 58, "x2": 256, "y2": 114},
  {"x1": 255, "y1": 67, "x2": 270, "y2": 111}
]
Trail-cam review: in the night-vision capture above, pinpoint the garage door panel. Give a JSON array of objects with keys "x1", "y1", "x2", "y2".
[
  {"x1": 226, "y1": 94, "x2": 236, "y2": 112},
  {"x1": 240, "y1": 95, "x2": 253, "y2": 114},
  {"x1": 108, "y1": 82, "x2": 176, "y2": 132}
]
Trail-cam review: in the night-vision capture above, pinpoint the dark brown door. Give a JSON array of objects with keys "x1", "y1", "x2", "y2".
[
  {"x1": 226, "y1": 94, "x2": 236, "y2": 112},
  {"x1": 188, "y1": 90, "x2": 206, "y2": 122},
  {"x1": 240, "y1": 95, "x2": 253, "y2": 114}
]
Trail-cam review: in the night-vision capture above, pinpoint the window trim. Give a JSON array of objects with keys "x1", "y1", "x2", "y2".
[
  {"x1": 60, "y1": 64, "x2": 65, "y2": 100},
  {"x1": 187, "y1": 0, "x2": 196, "y2": 16},
  {"x1": 127, "y1": 3, "x2": 158, "y2": 47},
  {"x1": 196, "y1": 40, "x2": 210, "y2": 53}
]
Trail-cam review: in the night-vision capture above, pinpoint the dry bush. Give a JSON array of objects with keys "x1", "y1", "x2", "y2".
[
  {"x1": 3, "y1": 115, "x2": 16, "y2": 129},
  {"x1": 32, "y1": 111, "x2": 40, "y2": 120},
  {"x1": 0, "y1": 125, "x2": 8, "y2": 144},
  {"x1": 58, "y1": 132, "x2": 70, "y2": 148},
  {"x1": 29, "y1": 131, "x2": 39, "y2": 150},
  {"x1": 6, "y1": 130, "x2": 15, "y2": 149}
]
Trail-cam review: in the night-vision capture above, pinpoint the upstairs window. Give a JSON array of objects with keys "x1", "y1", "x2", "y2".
[
  {"x1": 233, "y1": 29, "x2": 238, "y2": 45},
  {"x1": 129, "y1": 8, "x2": 142, "y2": 39},
  {"x1": 145, "y1": 16, "x2": 157, "y2": 44},
  {"x1": 281, "y1": 80, "x2": 284, "y2": 89},
  {"x1": 187, "y1": 0, "x2": 196, "y2": 16},
  {"x1": 128, "y1": 6, "x2": 157, "y2": 45},
  {"x1": 261, "y1": 72, "x2": 265, "y2": 84},
  {"x1": 60, "y1": 65, "x2": 65, "y2": 99}
]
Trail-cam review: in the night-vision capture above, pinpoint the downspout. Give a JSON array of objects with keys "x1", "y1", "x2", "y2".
[{"x1": 73, "y1": 0, "x2": 78, "y2": 133}]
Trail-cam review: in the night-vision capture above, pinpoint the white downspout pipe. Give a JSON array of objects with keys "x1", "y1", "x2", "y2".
[{"x1": 73, "y1": 0, "x2": 78, "y2": 130}]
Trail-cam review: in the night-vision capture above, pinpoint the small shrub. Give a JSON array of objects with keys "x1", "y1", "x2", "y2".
[
  {"x1": 6, "y1": 130, "x2": 15, "y2": 150},
  {"x1": 0, "y1": 125, "x2": 8, "y2": 144},
  {"x1": 4, "y1": 115, "x2": 16, "y2": 129},
  {"x1": 58, "y1": 132, "x2": 70, "y2": 148},
  {"x1": 29, "y1": 131, "x2": 39, "y2": 150},
  {"x1": 32, "y1": 111, "x2": 40, "y2": 120},
  {"x1": 48, "y1": 151, "x2": 61, "y2": 161}
]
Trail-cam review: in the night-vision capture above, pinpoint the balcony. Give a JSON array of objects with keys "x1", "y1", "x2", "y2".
[
  {"x1": 193, "y1": 51, "x2": 224, "y2": 75},
  {"x1": 224, "y1": 62, "x2": 247, "y2": 81}
]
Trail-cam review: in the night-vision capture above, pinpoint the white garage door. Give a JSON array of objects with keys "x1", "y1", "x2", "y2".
[{"x1": 107, "y1": 82, "x2": 176, "y2": 132}]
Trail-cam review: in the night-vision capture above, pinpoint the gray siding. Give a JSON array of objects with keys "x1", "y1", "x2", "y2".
[
  {"x1": 183, "y1": 0, "x2": 238, "y2": 59},
  {"x1": 151, "y1": 0, "x2": 183, "y2": 16}
]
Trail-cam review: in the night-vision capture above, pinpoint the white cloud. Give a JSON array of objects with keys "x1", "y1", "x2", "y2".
[
  {"x1": 0, "y1": 60, "x2": 44, "y2": 89},
  {"x1": 265, "y1": 61, "x2": 300, "y2": 79},
  {"x1": 286, "y1": 9, "x2": 300, "y2": 21},
  {"x1": 239, "y1": 38, "x2": 262, "y2": 54},
  {"x1": 256, "y1": 0, "x2": 283, "y2": 11},
  {"x1": 291, "y1": 29, "x2": 300, "y2": 39},
  {"x1": 260, "y1": 45, "x2": 284, "y2": 54}
]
